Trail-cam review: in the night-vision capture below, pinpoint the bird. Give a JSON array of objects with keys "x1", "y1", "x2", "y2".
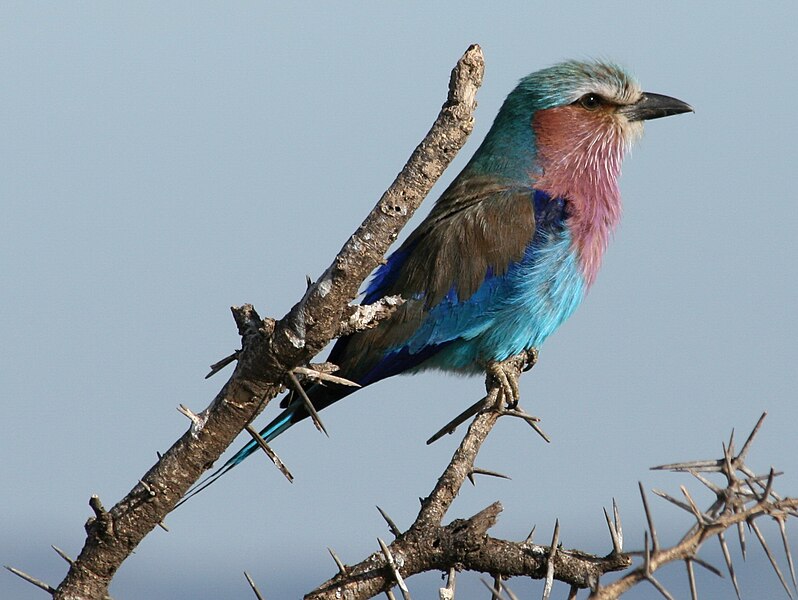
[{"x1": 185, "y1": 60, "x2": 691, "y2": 499}]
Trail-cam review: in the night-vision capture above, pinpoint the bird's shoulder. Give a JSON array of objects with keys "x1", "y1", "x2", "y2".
[{"x1": 366, "y1": 174, "x2": 568, "y2": 307}]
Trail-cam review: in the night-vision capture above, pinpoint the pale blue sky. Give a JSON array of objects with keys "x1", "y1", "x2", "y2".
[{"x1": 3, "y1": 2, "x2": 797, "y2": 598}]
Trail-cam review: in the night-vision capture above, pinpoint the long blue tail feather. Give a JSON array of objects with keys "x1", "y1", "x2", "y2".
[{"x1": 175, "y1": 402, "x2": 302, "y2": 507}]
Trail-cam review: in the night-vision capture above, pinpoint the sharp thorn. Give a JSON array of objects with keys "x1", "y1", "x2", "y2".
[
  {"x1": 722, "y1": 442, "x2": 735, "y2": 482},
  {"x1": 426, "y1": 396, "x2": 488, "y2": 445},
  {"x1": 51, "y1": 545, "x2": 74, "y2": 565},
  {"x1": 376, "y1": 506, "x2": 402, "y2": 538},
  {"x1": 327, "y1": 547, "x2": 347, "y2": 576},
  {"x1": 680, "y1": 485, "x2": 707, "y2": 524},
  {"x1": 439, "y1": 567, "x2": 456, "y2": 599},
  {"x1": 651, "y1": 459, "x2": 722, "y2": 472},
  {"x1": 527, "y1": 417, "x2": 551, "y2": 443},
  {"x1": 293, "y1": 366, "x2": 360, "y2": 388},
  {"x1": 688, "y1": 469, "x2": 723, "y2": 494},
  {"x1": 471, "y1": 467, "x2": 511, "y2": 481},
  {"x1": 647, "y1": 573, "x2": 676, "y2": 600},
  {"x1": 492, "y1": 574, "x2": 503, "y2": 600},
  {"x1": 205, "y1": 350, "x2": 240, "y2": 379},
  {"x1": 287, "y1": 371, "x2": 328, "y2": 437},
  {"x1": 737, "y1": 412, "x2": 768, "y2": 462},
  {"x1": 480, "y1": 578, "x2": 505, "y2": 600},
  {"x1": 244, "y1": 571, "x2": 266, "y2": 600},
  {"x1": 750, "y1": 518, "x2": 793, "y2": 598},
  {"x1": 652, "y1": 488, "x2": 694, "y2": 514},
  {"x1": 761, "y1": 467, "x2": 776, "y2": 503},
  {"x1": 525, "y1": 525, "x2": 536, "y2": 544},
  {"x1": 776, "y1": 517, "x2": 798, "y2": 590},
  {"x1": 4, "y1": 565, "x2": 55, "y2": 593},
  {"x1": 686, "y1": 560, "x2": 698, "y2": 600},
  {"x1": 499, "y1": 407, "x2": 550, "y2": 443},
  {"x1": 378, "y1": 538, "x2": 410, "y2": 599},
  {"x1": 603, "y1": 507, "x2": 622, "y2": 554},
  {"x1": 139, "y1": 479, "x2": 156, "y2": 498},
  {"x1": 737, "y1": 521, "x2": 747, "y2": 560},
  {"x1": 613, "y1": 498, "x2": 623, "y2": 550},
  {"x1": 691, "y1": 555, "x2": 723, "y2": 578},
  {"x1": 177, "y1": 403, "x2": 204, "y2": 429},
  {"x1": 244, "y1": 425, "x2": 294, "y2": 482},
  {"x1": 542, "y1": 520, "x2": 560, "y2": 600},
  {"x1": 718, "y1": 532, "x2": 742, "y2": 600},
  {"x1": 639, "y1": 482, "x2": 658, "y2": 552}
]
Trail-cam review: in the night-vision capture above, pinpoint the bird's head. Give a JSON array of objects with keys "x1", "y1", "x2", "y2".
[
  {"x1": 525, "y1": 61, "x2": 691, "y2": 188},
  {"x1": 469, "y1": 60, "x2": 691, "y2": 286},
  {"x1": 474, "y1": 60, "x2": 692, "y2": 190}
]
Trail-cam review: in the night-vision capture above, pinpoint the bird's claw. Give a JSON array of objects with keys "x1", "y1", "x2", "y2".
[
  {"x1": 486, "y1": 348, "x2": 537, "y2": 408},
  {"x1": 523, "y1": 347, "x2": 539, "y2": 372}
]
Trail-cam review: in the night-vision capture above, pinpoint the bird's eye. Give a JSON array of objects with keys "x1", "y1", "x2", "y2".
[{"x1": 578, "y1": 93, "x2": 603, "y2": 111}]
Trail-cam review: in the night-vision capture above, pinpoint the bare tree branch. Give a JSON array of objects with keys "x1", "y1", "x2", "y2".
[
  {"x1": 50, "y1": 44, "x2": 486, "y2": 600},
  {"x1": 304, "y1": 351, "x2": 631, "y2": 599},
  {"x1": 290, "y1": 405, "x2": 797, "y2": 600}
]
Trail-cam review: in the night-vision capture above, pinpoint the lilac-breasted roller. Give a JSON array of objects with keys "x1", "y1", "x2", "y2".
[{"x1": 193, "y1": 60, "x2": 691, "y2": 492}]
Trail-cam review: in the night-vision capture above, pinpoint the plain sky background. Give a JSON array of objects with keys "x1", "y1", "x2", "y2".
[{"x1": 3, "y1": 2, "x2": 797, "y2": 599}]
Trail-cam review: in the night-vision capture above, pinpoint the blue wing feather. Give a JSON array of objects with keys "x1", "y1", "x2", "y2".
[
  {"x1": 363, "y1": 244, "x2": 416, "y2": 305},
  {"x1": 354, "y1": 189, "x2": 583, "y2": 378}
]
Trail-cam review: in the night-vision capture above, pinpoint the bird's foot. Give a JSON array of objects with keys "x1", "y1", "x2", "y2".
[
  {"x1": 426, "y1": 348, "x2": 541, "y2": 445},
  {"x1": 485, "y1": 348, "x2": 538, "y2": 409},
  {"x1": 486, "y1": 360, "x2": 520, "y2": 408}
]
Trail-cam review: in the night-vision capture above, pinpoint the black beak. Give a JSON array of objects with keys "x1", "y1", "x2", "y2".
[{"x1": 622, "y1": 92, "x2": 693, "y2": 121}]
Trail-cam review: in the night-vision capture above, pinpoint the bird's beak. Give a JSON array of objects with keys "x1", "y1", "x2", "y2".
[{"x1": 622, "y1": 92, "x2": 693, "y2": 121}]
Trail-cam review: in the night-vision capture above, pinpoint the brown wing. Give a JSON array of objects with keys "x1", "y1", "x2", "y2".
[
  {"x1": 304, "y1": 176, "x2": 537, "y2": 392},
  {"x1": 390, "y1": 175, "x2": 535, "y2": 306}
]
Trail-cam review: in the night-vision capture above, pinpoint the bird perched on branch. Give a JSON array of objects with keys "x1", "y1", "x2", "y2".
[{"x1": 187, "y1": 60, "x2": 691, "y2": 497}]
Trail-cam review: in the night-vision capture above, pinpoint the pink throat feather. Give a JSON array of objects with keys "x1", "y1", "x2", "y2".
[{"x1": 531, "y1": 106, "x2": 630, "y2": 287}]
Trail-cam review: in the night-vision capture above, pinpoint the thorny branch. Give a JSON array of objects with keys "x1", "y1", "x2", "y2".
[
  {"x1": 590, "y1": 412, "x2": 798, "y2": 600},
  {"x1": 298, "y1": 406, "x2": 796, "y2": 600},
  {"x1": 303, "y1": 351, "x2": 631, "y2": 600},
  {"x1": 20, "y1": 44, "x2": 486, "y2": 600}
]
